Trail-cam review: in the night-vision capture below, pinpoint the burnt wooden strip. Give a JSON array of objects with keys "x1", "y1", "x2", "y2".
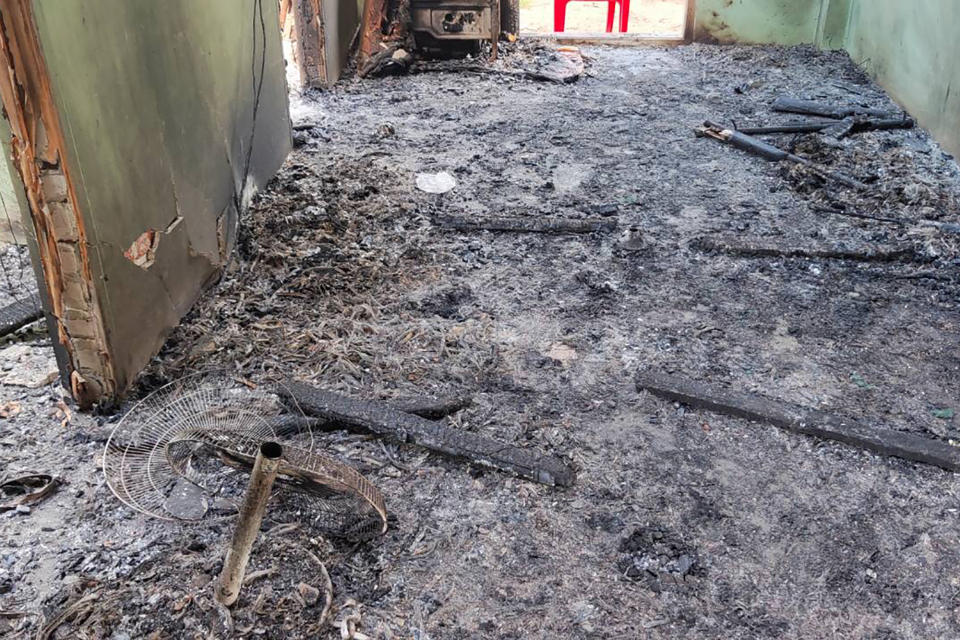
[
  {"x1": 636, "y1": 371, "x2": 960, "y2": 472},
  {"x1": 770, "y1": 97, "x2": 895, "y2": 119},
  {"x1": 271, "y1": 393, "x2": 473, "y2": 436},
  {"x1": 279, "y1": 381, "x2": 575, "y2": 486},
  {"x1": 0, "y1": 296, "x2": 41, "y2": 337},
  {"x1": 437, "y1": 215, "x2": 615, "y2": 234},
  {"x1": 693, "y1": 235, "x2": 921, "y2": 263}
]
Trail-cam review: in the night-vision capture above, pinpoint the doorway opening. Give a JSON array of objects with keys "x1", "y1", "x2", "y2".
[{"x1": 520, "y1": 0, "x2": 691, "y2": 41}]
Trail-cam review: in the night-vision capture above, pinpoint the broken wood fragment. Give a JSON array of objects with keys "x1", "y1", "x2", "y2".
[
  {"x1": 737, "y1": 116, "x2": 914, "y2": 136},
  {"x1": 272, "y1": 392, "x2": 473, "y2": 435},
  {"x1": 0, "y1": 295, "x2": 41, "y2": 337},
  {"x1": 692, "y1": 235, "x2": 922, "y2": 263},
  {"x1": 635, "y1": 371, "x2": 960, "y2": 472},
  {"x1": 436, "y1": 215, "x2": 615, "y2": 234},
  {"x1": 697, "y1": 121, "x2": 868, "y2": 190},
  {"x1": 771, "y1": 97, "x2": 896, "y2": 120},
  {"x1": 279, "y1": 381, "x2": 575, "y2": 486},
  {"x1": 0, "y1": 473, "x2": 59, "y2": 512}
]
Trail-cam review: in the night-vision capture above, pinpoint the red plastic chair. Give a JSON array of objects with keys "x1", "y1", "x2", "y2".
[{"x1": 554, "y1": 0, "x2": 630, "y2": 33}]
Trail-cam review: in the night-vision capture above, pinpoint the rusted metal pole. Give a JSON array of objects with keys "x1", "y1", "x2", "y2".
[{"x1": 215, "y1": 441, "x2": 283, "y2": 606}]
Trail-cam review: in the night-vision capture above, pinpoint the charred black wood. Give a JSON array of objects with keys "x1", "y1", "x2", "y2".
[
  {"x1": 771, "y1": 97, "x2": 897, "y2": 120},
  {"x1": 811, "y1": 205, "x2": 960, "y2": 235},
  {"x1": 359, "y1": 45, "x2": 411, "y2": 78},
  {"x1": 698, "y1": 121, "x2": 868, "y2": 190},
  {"x1": 436, "y1": 215, "x2": 615, "y2": 234},
  {"x1": 809, "y1": 204, "x2": 906, "y2": 225},
  {"x1": 636, "y1": 371, "x2": 960, "y2": 472},
  {"x1": 736, "y1": 116, "x2": 914, "y2": 137},
  {"x1": 278, "y1": 381, "x2": 575, "y2": 486},
  {"x1": 0, "y1": 295, "x2": 41, "y2": 337},
  {"x1": 692, "y1": 235, "x2": 922, "y2": 263},
  {"x1": 271, "y1": 393, "x2": 473, "y2": 435}
]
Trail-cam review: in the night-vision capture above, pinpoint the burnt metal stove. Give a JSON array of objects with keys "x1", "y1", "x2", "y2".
[{"x1": 410, "y1": 0, "x2": 497, "y2": 41}]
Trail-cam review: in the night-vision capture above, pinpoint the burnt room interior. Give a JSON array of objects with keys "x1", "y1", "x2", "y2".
[{"x1": 1, "y1": 0, "x2": 959, "y2": 638}]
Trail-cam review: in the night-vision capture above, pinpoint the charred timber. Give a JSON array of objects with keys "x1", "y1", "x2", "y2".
[
  {"x1": 271, "y1": 392, "x2": 473, "y2": 436},
  {"x1": 736, "y1": 116, "x2": 915, "y2": 136},
  {"x1": 636, "y1": 371, "x2": 960, "y2": 472},
  {"x1": 279, "y1": 381, "x2": 575, "y2": 486},
  {"x1": 771, "y1": 97, "x2": 897, "y2": 120},
  {"x1": 436, "y1": 215, "x2": 615, "y2": 234},
  {"x1": 692, "y1": 235, "x2": 922, "y2": 263}
]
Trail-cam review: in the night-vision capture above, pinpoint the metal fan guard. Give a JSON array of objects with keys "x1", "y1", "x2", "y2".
[{"x1": 103, "y1": 374, "x2": 387, "y2": 540}]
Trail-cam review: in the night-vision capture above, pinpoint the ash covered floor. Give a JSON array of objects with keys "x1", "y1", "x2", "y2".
[{"x1": 3, "y1": 43, "x2": 960, "y2": 639}]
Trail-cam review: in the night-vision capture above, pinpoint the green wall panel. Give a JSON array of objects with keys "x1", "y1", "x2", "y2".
[
  {"x1": 694, "y1": 0, "x2": 825, "y2": 45},
  {"x1": 845, "y1": 0, "x2": 960, "y2": 157},
  {"x1": 29, "y1": 0, "x2": 291, "y2": 394}
]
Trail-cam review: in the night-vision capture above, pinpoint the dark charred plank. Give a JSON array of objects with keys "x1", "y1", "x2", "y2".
[
  {"x1": 0, "y1": 296, "x2": 41, "y2": 337},
  {"x1": 636, "y1": 371, "x2": 960, "y2": 472},
  {"x1": 692, "y1": 235, "x2": 922, "y2": 263},
  {"x1": 278, "y1": 381, "x2": 575, "y2": 486},
  {"x1": 436, "y1": 215, "x2": 615, "y2": 234},
  {"x1": 271, "y1": 393, "x2": 473, "y2": 435}
]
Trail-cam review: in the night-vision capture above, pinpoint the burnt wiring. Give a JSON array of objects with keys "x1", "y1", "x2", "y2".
[{"x1": 233, "y1": 0, "x2": 269, "y2": 236}]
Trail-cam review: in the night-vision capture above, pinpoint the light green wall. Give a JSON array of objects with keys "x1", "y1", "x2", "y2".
[
  {"x1": 0, "y1": 152, "x2": 23, "y2": 245},
  {"x1": 844, "y1": 0, "x2": 960, "y2": 157},
  {"x1": 692, "y1": 0, "x2": 959, "y2": 157},
  {"x1": 694, "y1": 0, "x2": 826, "y2": 45},
  {"x1": 29, "y1": 0, "x2": 291, "y2": 392}
]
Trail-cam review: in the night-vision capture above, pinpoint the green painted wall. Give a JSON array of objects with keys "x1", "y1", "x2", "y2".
[
  {"x1": 844, "y1": 0, "x2": 960, "y2": 157},
  {"x1": 694, "y1": 0, "x2": 826, "y2": 45},
  {"x1": 691, "y1": 0, "x2": 959, "y2": 156},
  {"x1": 29, "y1": 0, "x2": 291, "y2": 393},
  {"x1": 0, "y1": 151, "x2": 23, "y2": 245}
]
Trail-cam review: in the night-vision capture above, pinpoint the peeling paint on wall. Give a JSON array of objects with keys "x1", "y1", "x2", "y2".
[
  {"x1": 0, "y1": 0, "x2": 116, "y2": 406},
  {"x1": 0, "y1": 0, "x2": 292, "y2": 405}
]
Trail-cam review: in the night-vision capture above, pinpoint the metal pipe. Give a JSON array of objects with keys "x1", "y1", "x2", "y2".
[{"x1": 215, "y1": 441, "x2": 283, "y2": 606}]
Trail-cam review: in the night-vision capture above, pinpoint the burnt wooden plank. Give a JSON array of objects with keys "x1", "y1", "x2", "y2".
[
  {"x1": 693, "y1": 235, "x2": 921, "y2": 263},
  {"x1": 437, "y1": 215, "x2": 614, "y2": 234},
  {"x1": 279, "y1": 381, "x2": 575, "y2": 486},
  {"x1": 0, "y1": 296, "x2": 41, "y2": 337},
  {"x1": 271, "y1": 393, "x2": 472, "y2": 435},
  {"x1": 636, "y1": 371, "x2": 960, "y2": 472}
]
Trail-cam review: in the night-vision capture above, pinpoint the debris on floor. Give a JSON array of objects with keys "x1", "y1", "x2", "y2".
[
  {"x1": 0, "y1": 473, "x2": 59, "y2": 513},
  {"x1": 415, "y1": 170, "x2": 457, "y2": 193},
  {"x1": 635, "y1": 370, "x2": 960, "y2": 471},
  {"x1": 0, "y1": 344, "x2": 58, "y2": 388},
  {"x1": 3, "y1": 42, "x2": 960, "y2": 639},
  {"x1": 103, "y1": 375, "x2": 388, "y2": 536}
]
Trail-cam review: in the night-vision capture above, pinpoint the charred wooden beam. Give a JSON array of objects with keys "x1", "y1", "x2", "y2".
[
  {"x1": 278, "y1": 381, "x2": 575, "y2": 486},
  {"x1": 771, "y1": 97, "x2": 897, "y2": 120},
  {"x1": 737, "y1": 116, "x2": 915, "y2": 136},
  {"x1": 292, "y1": 0, "x2": 327, "y2": 88},
  {"x1": 697, "y1": 121, "x2": 868, "y2": 190},
  {"x1": 636, "y1": 371, "x2": 960, "y2": 472},
  {"x1": 436, "y1": 215, "x2": 615, "y2": 234},
  {"x1": 271, "y1": 392, "x2": 473, "y2": 435},
  {"x1": 692, "y1": 235, "x2": 921, "y2": 263},
  {"x1": 359, "y1": 0, "x2": 389, "y2": 63},
  {"x1": 0, "y1": 295, "x2": 41, "y2": 337}
]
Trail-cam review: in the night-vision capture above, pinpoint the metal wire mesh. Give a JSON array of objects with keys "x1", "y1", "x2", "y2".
[{"x1": 103, "y1": 374, "x2": 387, "y2": 540}]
